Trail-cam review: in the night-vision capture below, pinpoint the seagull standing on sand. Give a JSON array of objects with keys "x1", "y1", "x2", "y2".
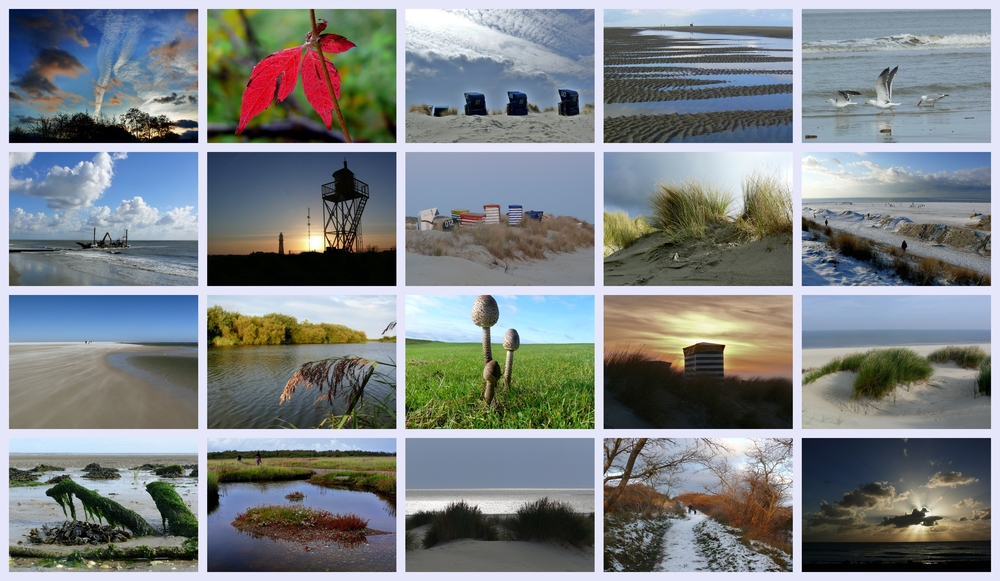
[
  {"x1": 826, "y1": 90, "x2": 863, "y2": 110},
  {"x1": 917, "y1": 93, "x2": 948, "y2": 107},
  {"x1": 864, "y1": 66, "x2": 900, "y2": 115}
]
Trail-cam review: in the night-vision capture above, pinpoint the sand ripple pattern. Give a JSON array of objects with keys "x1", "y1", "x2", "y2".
[
  {"x1": 605, "y1": 110, "x2": 792, "y2": 143},
  {"x1": 607, "y1": 66, "x2": 791, "y2": 78},
  {"x1": 606, "y1": 81, "x2": 793, "y2": 103}
]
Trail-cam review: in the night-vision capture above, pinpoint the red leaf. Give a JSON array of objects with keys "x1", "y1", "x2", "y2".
[
  {"x1": 319, "y1": 33, "x2": 356, "y2": 54},
  {"x1": 236, "y1": 46, "x2": 303, "y2": 134},
  {"x1": 301, "y1": 48, "x2": 342, "y2": 130}
]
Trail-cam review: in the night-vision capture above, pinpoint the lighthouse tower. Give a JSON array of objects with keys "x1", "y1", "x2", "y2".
[{"x1": 278, "y1": 232, "x2": 284, "y2": 255}]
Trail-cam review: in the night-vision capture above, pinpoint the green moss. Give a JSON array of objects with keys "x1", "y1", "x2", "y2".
[
  {"x1": 145, "y1": 482, "x2": 198, "y2": 537},
  {"x1": 45, "y1": 479, "x2": 155, "y2": 537},
  {"x1": 153, "y1": 465, "x2": 185, "y2": 478}
]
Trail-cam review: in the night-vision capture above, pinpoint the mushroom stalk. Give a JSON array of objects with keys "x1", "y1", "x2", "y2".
[
  {"x1": 502, "y1": 329, "x2": 520, "y2": 392},
  {"x1": 483, "y1": 360, "x2": 501, "y2": 406}
]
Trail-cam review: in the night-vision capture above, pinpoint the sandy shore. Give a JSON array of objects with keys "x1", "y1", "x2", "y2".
[
  {"x1": 407, "y1": 535, "x2": 593, "y2": 572},
  {"x1": 605, "y1": 231, "x2": 792, "y2": 286},
  {"x1": 407, "y1": 248, "x2": 593, "y2": 286},
  {"x1": 653, "y1": 26, "x2": 793, "y2": 39},
  {"x1": 405, "y1": 111, "x2": 594, "y2": 143},
  {"x1": 802, "y1": 343, "x2": 990, "y2": 429},
  {"x1": 605, "y1": 110, "x2": 792, "y2": 143},
  {"x1": 9, "y1": 343, "x2": 198, "y2": 429}
]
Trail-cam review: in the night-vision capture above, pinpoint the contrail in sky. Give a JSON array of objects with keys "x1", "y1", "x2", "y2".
[{"x1": 90, "y1": 10, "x2": 144, "y2": 118}]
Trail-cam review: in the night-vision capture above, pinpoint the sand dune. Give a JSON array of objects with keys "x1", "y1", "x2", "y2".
[
  {"x1": 407, "y1": 535, "x2": 593, "y2": 572},
  {"x1": 802, "y1": 344, "x2": 990, "y2": 429},
  {"x1": 405, "y1": 111, "x2": 594, "y2": 143},
  {"x1": 407, "y1": 247, "x2": 594, "y2": 286}
]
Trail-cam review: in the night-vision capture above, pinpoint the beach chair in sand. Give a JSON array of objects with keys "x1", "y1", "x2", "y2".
[
  {"x1": 558, "y1": 89, "x2": 580, "y2": 116},
  {"x1": 526, "y1": 210, "x2": 544, "y2": 221},
  {"x1": 484, "y1": 205, "x2": 501, "y2": 224},
  {"x1": 432, "y1": 106, "x2": 449, "y2": 117},
  {"x1": 460, "y1": 212, "x2": 486, "y2": 226},
  {"x1": 418, "y1": 208, "x2": 439, "y2": 231},
  {"x1": 508, "y1": 205, "x2": 523, "y2": 226},
  {"x1": 506, "y1": 91, "x2": 528, "y2": 115},
  {"x1": 464, "y1": 92, "x2": 487, "y2": 116},
  {"x1": 451, "y1": 209, "x2": 469, "y2": 227}
]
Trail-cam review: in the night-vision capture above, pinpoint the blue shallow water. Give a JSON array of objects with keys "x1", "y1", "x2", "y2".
[{"x1": 803, "y1": 329, "x2": 990, "y2": 349}]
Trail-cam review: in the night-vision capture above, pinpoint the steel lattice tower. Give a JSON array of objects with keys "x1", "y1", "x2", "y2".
[{"x1": 322, "y1": 160, "x2": 369, "y2": 253}]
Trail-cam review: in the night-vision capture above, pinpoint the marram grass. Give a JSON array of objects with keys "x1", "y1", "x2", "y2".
[
  {"x1": 604, "y1": 210, "x2": 652, "y2": 256},
  {"x1": 803, "y1": 347, "x2": 933, "y2": 399},
  {"x1": 647, "y1": 179, "x2": 732, "y2": 243}
]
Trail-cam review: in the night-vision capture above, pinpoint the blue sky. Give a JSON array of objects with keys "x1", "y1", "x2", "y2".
[
  {"x1": 406, "y1": 295, "x2": 594, "y2": 344},
  {"x1": 804, "y1": 439, "x2": 990, "y2": 542},
  {"x1": 9, "y1": 10, "x2": 198, "y2": 134},
  {"x1": 803, "y1": 296, "x2": 990, "y2": 332},
  {"x1": 803, "y1": 152, "x2": 991, "y2": 201},
  {"x1": 407, "y1": 438, "x2": 593, "y2": 489},
  {"x1": 605, "y1": 152, "x2": 791, "y2": 219},
  {"x1": 208, "y1": 438, "x2": 396, "y2": 454},
  {"x1": 406, "y1": 9, "x2": 594, "y2": 108},
  {"x1": 605, "y1": 9, "x2": 791, "y2": 28},
  {"x1": 208, "y1": 152, "x2": 396, "y2": 255},
  {"x1": 10, "y1": 295, "x2": 197, "y2": 342},
  {"x1": 9, "y1": 152, "x2": 197, "y2": 240},
  {"x1": 209, "y1": 295, "x2": 396, "y2": 338},
  {"x1": 10, "y1": 438, "x2": 196, "y2": 454},
  {"x1": 406, "y1": 153, "x2": 594, "y2": 222}
]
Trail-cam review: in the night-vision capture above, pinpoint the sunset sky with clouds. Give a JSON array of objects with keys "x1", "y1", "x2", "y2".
[
  {"x1": 9, "y1": 9, "x2": 197, "y2": 136},
  {"x1": 804, "y1": 439, "x2": 990, "y2": 542},
  {"x1": 604, "y1": 295, "x2": 792, "y2": 379}
]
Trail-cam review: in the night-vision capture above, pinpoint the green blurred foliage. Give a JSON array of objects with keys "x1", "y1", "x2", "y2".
[{"x1": 208, "y1": 9, "x2": 396, "y2": 142}]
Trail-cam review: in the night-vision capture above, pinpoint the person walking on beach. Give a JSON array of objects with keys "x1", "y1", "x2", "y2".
[
  {"x1": 901, "y1": 240, "x2": 908, "y2": 253},
  {"x1": 256, "y1": 452, "x2": 262, "y2": 466}
]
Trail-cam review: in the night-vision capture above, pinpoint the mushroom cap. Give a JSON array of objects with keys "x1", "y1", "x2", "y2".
[
  {"x1": 503, "y1": 329, "x2": 520, "y2": 351},
  {"x1": 483, "y1": 360, "x2": 501, "y2": 380},
  {"x1": 471, "y1": 295, "x2": 499, "y2": 328}
]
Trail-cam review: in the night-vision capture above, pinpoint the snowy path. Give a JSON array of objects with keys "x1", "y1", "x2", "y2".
[{"x1": 655, "y1": 512, "x2": 710, "y2": 572}]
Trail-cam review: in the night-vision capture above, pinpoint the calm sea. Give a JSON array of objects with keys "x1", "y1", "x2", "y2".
[
  {"x1": 10, "y1": 240, "x2": 197, "y2": 285},
  {"x1": 207, "y1": 342, "x2": 395, "y2": 429},
  {"x1": 804, "y1": 541, "x2": 990, "y2": 564},
  {"x1": 803, "y1": 329, "x2": 990, "y2": 349},
  {"x1": 802, "y1": 10, "x2": 990, "y2": 142},
  {"x1": 406, "y1": 488, "x2": 594, "y2": 516}
]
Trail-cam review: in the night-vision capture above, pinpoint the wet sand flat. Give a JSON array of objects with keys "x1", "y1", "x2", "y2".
[
  {"x1": 604, "y1": 26, "x2": 792, "y2": 143},
  {"x1": 406, "y1": 111, "x2": 594, "y2": 143},
  {"x1": 9, "y1": 343, "x2": 198, "y2": 429}
]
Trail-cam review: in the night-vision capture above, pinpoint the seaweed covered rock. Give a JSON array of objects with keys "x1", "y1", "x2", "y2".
[
  {"x1": 135, "y1": 463, "x2": 164, "y2": 471},
  {"x1": 46, "y1": 474, "x2": 72, "y2": 484},
  {"x1": 45, "y1": 479, "x2": 155, "y2": 536},
  {"x1": 153, "y1": 465, "x2": 184, "y2": 478},
  {"x1": 33, "y1": 464, "x2": 66, "y2": 472},
  {"x1": 146, "y1": 481, "x2": 198, "y2": 537},
  {"x1": 28, "y1": 521, "x2": 132, "y2": 545},
  {"x1": 82, "y1": 463, "x2": 102, "y2": 472},
  {"x1": 10, "y1": 467, "x2": 40, "y2": 483},
  {"x1": 82, "y1": 467, "x2": 121, "y2": 480},
  {"x1": 188, "y1": 467, "x2": 198, "y2": 478}
]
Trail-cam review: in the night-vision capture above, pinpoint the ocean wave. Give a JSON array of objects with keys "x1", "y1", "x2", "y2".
[
  {"x1": 72, "y1": 251, "x2": 198, "y2": 279},
  {"x1": 803, "y1": 33, "x2": 990, "y2": 53}
]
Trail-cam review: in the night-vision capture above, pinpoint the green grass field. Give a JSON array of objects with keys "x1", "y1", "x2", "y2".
[{"x1": 406, "y1": 342, "x2": 594, "y2": 429}]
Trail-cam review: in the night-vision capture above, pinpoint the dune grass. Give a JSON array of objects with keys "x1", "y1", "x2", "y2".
[
  {"x1": 976, "y1": 357, "x2": 990, "y2": 395},
  {"x1": 583, "y1": 103, "x2": 595, "y2": 114},
  {"x1": 604, "y1": 345, "x2": 792, "y2": 429},
  {"x1": 528, "y1": 103, "x2": 541, "y2": 113},
  {"x1": 736, "y1": 170, "x2": 792, "y2": 240},
  {"x1": 803, "y1": 348, "x2": 934, "y2": 399},
  {"x1": 500, "y1": 497, "x2": 594, "y2": 547},
  {"x1": 604, "y1": 210, "x2": 652, "y2": 256},
  {"x1": 647, "y1": 179, "x2": 733, "y2": 243},
  {"x1": 406, "y1": 342, "x2": 594, "y2": 429},
  {"x1": 408, "y1": 217, "x2": 594, "y2": 263},
  {"x1": 409, "y1": 103, "x2": 431, "y2": 115},
  {"x1": 927, "y1": 345, "x2": 990, "y2": 369},
  {"x1": 419, "y1": 501, "x2": 498, "y2": 548}
]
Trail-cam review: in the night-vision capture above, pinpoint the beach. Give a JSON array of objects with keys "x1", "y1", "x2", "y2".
[
  {"x1": 407, "y1": 247, "x2": 594, "y2": 286},
  {"x1": 802, "y1": 10, "x2": 990, "y2": 143},
  {"x1": 9, "y1": 343, "x2": 198, "y2": 429},
  {"x1": 405, "y1": 110, "x2": 594, "y2": 143},
  {"x1": 604, "y1": 26, "x2": 792, "y2": 143},
  {"x1": 9, "y1": 240, "x2": 198, "y2": 286},
  {"x1": 605, "y1": 231, "x2": 792, "y2": 286},
  {"x1": 802, "y1": 343, "x2": 990, "y2": 429},
  {"x1": 406, "y1": 535, "x2": 594, "y2": 572}
]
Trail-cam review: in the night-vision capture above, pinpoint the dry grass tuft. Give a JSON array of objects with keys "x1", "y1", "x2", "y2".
[
  {"x1": 408, "y1": 217, "x2": 594, "y2": 263},
  {"x1": 604, "y1": 210, "x2": 651, "y2": 256},
  {"x1": 543, "y1": 106, "x2": 556, "y2": 113},
  {"x1": 409, "y1": 103, "x2": 431, "y2": 115},
  {"x1": 647, "y1": 179, "x2": 733, "y2": 243},
  {"x1": 490, "y1": 109, "x2": 505, "y2": 115},
  {"x1": 582, "y1": 102, "x2": 595, "y2": 114},
  {"x1": 528, "y1": 103, "x2": 541, "y2": 113},
  {"x1": 736, "y1": 171, "x2": 792, "y2": 240}
]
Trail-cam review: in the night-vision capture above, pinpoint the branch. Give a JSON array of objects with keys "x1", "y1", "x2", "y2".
[{"x1": 310, "y1": 9, "x2": 352, "y2": 143}]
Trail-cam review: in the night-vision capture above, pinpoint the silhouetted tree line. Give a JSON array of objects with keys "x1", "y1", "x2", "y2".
[
  {"x1": 208, "y1": 305, "x2": 370, "y2": 346},
  {"x1": 208, "y1": 449, "x2": 394, "y2": 459},
  {"x1": 10, "y1": 108, "x2": 188, "y2": 143}
]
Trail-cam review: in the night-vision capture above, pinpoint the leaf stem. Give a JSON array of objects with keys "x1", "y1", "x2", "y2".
[{"x1": 310, "y1": 9, "x2": 352, "y2": 142}]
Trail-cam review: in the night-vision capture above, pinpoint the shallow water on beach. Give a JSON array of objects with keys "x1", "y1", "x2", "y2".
[
  {"x1": 606, "y1": 94, "x2": 791, "y2": 116},
  {"x1": 9, "y1": 240, "x2": 197, "y2": 286},
  {"x1": 802, "y1": 329, "x2": 990, "y2": 349},
  {"x1": 208, "y1": 343, "x2": 395, "y2": 429},
  {"x1": 802, "y1": 10, "x2": 990, "y2": 142},
  {"x1": 208, "y1": 480, "x2": 395, "y2": 572}
]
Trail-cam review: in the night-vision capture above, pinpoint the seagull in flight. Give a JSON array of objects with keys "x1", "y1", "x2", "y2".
[
  {"x1": 826, "y1": 90, "x2": 863, "y2": 109},
  {"x1": 917, "y1": 93, "x2": 948, "y2": 107},
  {"x1": 864, "y1": 66, "x2": 900, "y2": 115}
]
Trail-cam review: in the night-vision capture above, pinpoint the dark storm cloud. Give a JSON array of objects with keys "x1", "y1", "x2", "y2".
[
  {"x1": 12, "y1": 48, "x2": 87, "y2": 98},
  {"x1": 840, "y1": 482, "x2": 898, "y2": 509},
  {"x1": 173, "y1": 119, "x2": 198, "y2": 128},
  {"x1": 152, "y1": 91, "x2": 197, "y2": 106},
  {"x1": 878, "y1": 507, "x2": 943, "y2": 528}
]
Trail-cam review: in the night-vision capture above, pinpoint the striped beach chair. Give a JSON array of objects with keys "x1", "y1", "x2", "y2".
[
  {"x1": 460, "y1": 212, "x2": 486, "y2": 226},
  {"x1": 508, "y1": 205, "x2": 523, "y2": 226},
  {"x1": 483, "y1": 204, "x2": 501, "y2": 225}
]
